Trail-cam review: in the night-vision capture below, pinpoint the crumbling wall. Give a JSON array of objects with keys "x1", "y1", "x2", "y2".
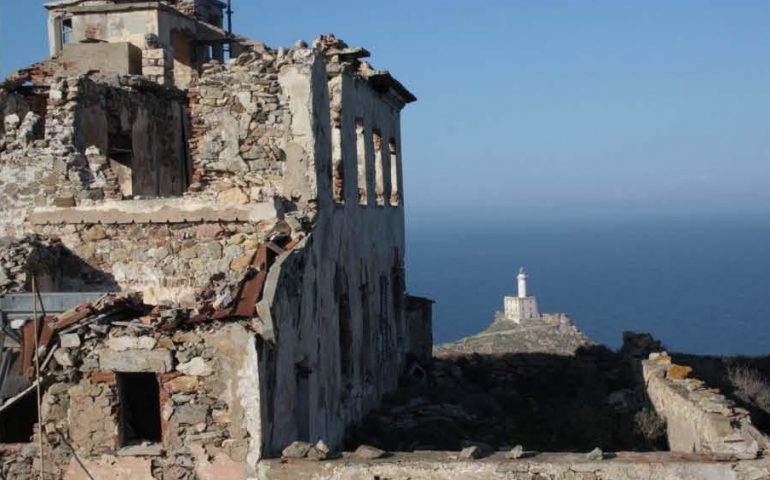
[
  {"x1": 2, "y1": 33, "x2": 426, "y2": 474},
  {"x1": 643, "y1": 353, "x2": 769, "y2": 458},
  {"x1": 253, "y1": 50, "x2": 415, "y2": 453},
  {"x1": 68, "y1": 10, "x2": 160, "y2": 49},
  {"x1": 188, "y1": 48, "x2": 321, "y2": 217},
  {"x1": 170, "y1": 0, "x2": 224, "y2": 27},
  {"x1": 2, "y1": 48, "x2": 329, "y2": 300},
  {"x1": 0, "y1": 235, "x2": 61, "y2": 293},
  {"x1": 32, "y1": 220, "x2": 274, "y2": 303},
  {"x1": 73, "y1": 77, "x2": 189, "y2": 199},
  {"x1": 0, "y1": 76, "x2": 189, "y2": 238},
  {"x1": 0, "y1": 297, "x2": 262, "y2": 480}
]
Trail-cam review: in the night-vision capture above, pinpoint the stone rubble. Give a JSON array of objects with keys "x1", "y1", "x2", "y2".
[
  {"x1": 506, "y1": 445, "x2": 525, "y2": 459},
  {"x1": 281, "y1": 441, "x2": 312, "y2": 459},
  {"x1": 352, "y1": 444, "x2": 387, "y2": 460},
  {"x1": 585, "y1": 447, "x2": 604, "y2": 461},
  {"x1": 306, "y1": 440, "x2": 334, "y2": 461}
]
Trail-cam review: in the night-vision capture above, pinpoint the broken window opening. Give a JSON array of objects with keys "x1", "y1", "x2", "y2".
[
  {"x1": 331, "y1": 123, "x2": 344, "y2": 204},
  {"x1": 372, "y1": 129, "x2": 385, "y2": 206},
  {"x1": 18, "y1": 87, "x2": 48, "y2": 140},
  {"x1": 116, "y1": 373, "x2": 162, "y2": 446},
  {"x1": 355, "y1": 119, "x2": 368, "y2": 205},
  {"x1": 389, "y1": 138, "x2": 400, "y2": 206},
  {"x1": 61, "y1": 18, "x2": 73, "y2": 46},
  {"x1": 0, "y1": 390, "x2": 37, "y2": 443},
  {"x1": 108, "y1": 130, "x2": 135, "y2": 198},
  {"x1": 338, "y1": 293, "x2": 353, "y2": 379}
]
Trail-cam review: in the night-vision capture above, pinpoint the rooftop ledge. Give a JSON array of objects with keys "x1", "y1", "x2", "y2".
[{"x1": 29, "y1": 198, "x2": 277, "y2": 225}]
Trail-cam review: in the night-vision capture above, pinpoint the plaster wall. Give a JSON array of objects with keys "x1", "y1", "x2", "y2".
[
  {"x1": 255, "y1": 57, "x2": 411, "y2": 457},
  {"x1": 59, "y1": 42, "x2": 142, "y2": 76},
  {"x1": 158, "y1": 10, "x2": 206, "y2": 88},
  {"x1": 69, "y1": 9, "x2": 160, "y2": 50},
  {"x1": 49, "y1": 6, "x2": 212, "y2": 88},
  {"x1": 333, "y1": 71, "x2": 403, "y2": 208}
]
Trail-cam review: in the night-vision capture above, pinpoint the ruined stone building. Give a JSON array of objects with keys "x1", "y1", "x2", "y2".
[{"x1": 0, "y1": 1, "x2": 431, "y2": 477}]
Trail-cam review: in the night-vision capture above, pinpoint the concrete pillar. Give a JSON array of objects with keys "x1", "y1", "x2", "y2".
[
  {"x1": 517, "y1": 267, "x2": 527, "y2": 298},
  {"x1": 48, "y1": 13, "x2": 63, "y2": 57}
]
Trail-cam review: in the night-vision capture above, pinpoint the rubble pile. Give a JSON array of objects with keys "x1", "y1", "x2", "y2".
[{"x1": 0, "y1": 235, "x2": 61, "y2": 293}]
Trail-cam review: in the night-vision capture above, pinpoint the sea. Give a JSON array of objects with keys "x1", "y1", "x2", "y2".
[{"x1": 405, "y1": 214, "x2": 770, "y2": 357}]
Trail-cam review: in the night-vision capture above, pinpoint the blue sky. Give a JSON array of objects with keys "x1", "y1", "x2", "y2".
[{"x1": 3, "y1": 1, "x2": 770, "y2": 224}]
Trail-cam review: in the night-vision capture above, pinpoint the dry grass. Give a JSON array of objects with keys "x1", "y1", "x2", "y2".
[{"x1": 728, "y1": 365, "x2": 770, "y2": 415}]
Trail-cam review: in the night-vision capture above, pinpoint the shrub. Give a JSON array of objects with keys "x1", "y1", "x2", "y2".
[{"x1": 633, "y1": 407, "x2": 666, "y2": 446}]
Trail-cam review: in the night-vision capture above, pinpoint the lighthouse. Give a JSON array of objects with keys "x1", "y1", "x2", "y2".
[
  {"x1": 504, "y1": 267, "x2": 540, "y2": 323},
  {"x1": 517, "y1": 267, "x2": 528, "y2": 298}
]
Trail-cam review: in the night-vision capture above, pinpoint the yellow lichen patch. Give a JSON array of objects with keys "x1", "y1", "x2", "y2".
[
  {"x1": 652, "y1": 353, "x2": 672, "y2": 363},
  {"x1": 667, "y1": 364, "x2": 693, "y2": 380},
  {"x1": 683, "y1": 378, "x2": 704, "y2": 391}
]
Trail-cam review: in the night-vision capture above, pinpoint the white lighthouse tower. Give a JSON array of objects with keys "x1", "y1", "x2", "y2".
[
  {"x1": 504, "y1": 267, "x2": 540, "y2": 323},
  {"x1": 517, "y1": 267, "x2": 528, "y2": 298}
]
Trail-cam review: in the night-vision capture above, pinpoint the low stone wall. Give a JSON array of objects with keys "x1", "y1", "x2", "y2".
[
  {"x1": 258, "y1": 451, "x2": 770, "y2": 480},
  {"x1": 643, "y1": 352, "x2": 769, "y2": 459}
]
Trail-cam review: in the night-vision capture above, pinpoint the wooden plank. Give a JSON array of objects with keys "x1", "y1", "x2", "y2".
[
  {"x1": 19, "y1": 320, "x2": 36, "y2": 378},
  {"x1": 55, "y1": 305, "x2": 93, "y2": 330}
]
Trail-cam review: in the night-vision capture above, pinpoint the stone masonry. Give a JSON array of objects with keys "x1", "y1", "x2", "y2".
[{"x1": 0, "y1": 1, "x2": 428, "y2": 479}]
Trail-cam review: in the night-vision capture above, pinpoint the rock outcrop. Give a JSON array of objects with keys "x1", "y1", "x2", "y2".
[{"x1": 434, "y1": 312, "x2": 595, "y2": 357}]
